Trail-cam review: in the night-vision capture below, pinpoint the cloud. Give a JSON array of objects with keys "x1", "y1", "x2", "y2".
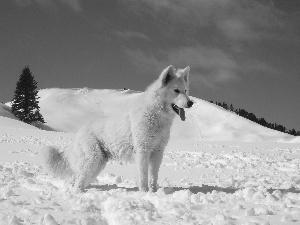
[
  {"x1": 122, "y1": 0, "x2": 292, "y2": 89},
  {"x1": 125, "y1": 44, "x2": 276, "y2": 88},
  {"x1": 13, "y1": 0, "x2": 51, "y2": 8},
  {"x1": 217, "y1": 18, "x2": 257, "y2": 41},
  {"x1": 125, "y1": 49, "x2": 165, "y2": 76},
  {"x1": 167, "y1": 46, "x2": 239, "y2": 83},
  {"x1": 58, "y1": 0, "x2": 81, "y2": 12},
  {"x1": 114, "y1": 31, "x2": 151, "y2": 41},
  {"x1": 125, "y1": 45, "x2": 239, "y2": 88},
  {"x1": 12, "y1": 0, "x2": 82, "y2": 12},
  {"x1": 124, "y1": 0, "x2": 288, "y2": 42},
  {"x1": 13, "y1": 0, "x2": 32, "y2": 7}
]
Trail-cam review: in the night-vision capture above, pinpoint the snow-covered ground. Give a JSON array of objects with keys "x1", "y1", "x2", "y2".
[{"x1": 1, "y1": 88, "x2": 300, "y2": 224}]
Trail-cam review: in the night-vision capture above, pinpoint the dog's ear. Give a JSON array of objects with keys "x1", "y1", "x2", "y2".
[
  {"x1": 159, "y1": 65, "x2": 176, "y2": 86},
  {"x1": 181, "y1": 66, "x2": 190, "y2": 83}
]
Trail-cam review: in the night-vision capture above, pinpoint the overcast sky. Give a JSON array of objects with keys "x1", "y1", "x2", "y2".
[{"x1": 1, "y1": 0, "x2": 300, "y2": 130}]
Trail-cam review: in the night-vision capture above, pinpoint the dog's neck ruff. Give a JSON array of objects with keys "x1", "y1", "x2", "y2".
[{"x1": 142, "y1": 93, "x2": 174, "y2": 120}]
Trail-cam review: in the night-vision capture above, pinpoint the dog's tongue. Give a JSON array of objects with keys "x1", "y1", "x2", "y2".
[{"x1": 179, "y1": 108, "x2": 185, "y2": 121}]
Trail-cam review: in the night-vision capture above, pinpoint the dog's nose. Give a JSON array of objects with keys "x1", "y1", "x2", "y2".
[{"x1": 187, "y1": 100, "x2": 194, "y2": 108}]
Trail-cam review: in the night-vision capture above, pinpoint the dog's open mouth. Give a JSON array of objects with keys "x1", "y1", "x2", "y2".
[{"x1": 172, "y1": 104, "x2": 186, "y2": 121}]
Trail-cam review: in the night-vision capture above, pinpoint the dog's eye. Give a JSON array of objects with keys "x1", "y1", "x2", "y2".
[
  {"x1": 174, "y1": 89, "x2": 180, "y2": 93},
  {"x1": 185, "y1": 90, "x2": 187, "y2": 93}
]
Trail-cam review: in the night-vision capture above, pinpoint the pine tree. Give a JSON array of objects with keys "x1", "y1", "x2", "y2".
[{"x1": 11, "y1": 66, "x2": 45, "y2": 124}]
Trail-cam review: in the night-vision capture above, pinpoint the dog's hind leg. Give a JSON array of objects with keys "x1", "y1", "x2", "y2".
[{"x1": 73, "y1": 138, "x2": 108, "y2": 192}]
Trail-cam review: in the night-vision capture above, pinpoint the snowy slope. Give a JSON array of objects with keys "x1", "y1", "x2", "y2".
[
  {"x1": 37, "y1": 88, "x2": 295, "y2": 142},
  {"x1": 0, "y1": 103, "x2": 16, "y2": 120},
  {"x1": 0, "y1": 116, "x2": 39, "y2": 130},
  {"x1": 0, "y1": 103, "x2": 39, "y2": 130}
]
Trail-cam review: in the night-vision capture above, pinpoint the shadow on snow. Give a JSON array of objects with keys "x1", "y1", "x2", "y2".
[{"x1": 88, "y1": 184, "x2": 300, "y2": 195}]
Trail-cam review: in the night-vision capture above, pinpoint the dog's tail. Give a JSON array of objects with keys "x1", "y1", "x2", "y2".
[{"x1": 42, "y1": 146, "x2": 73, "y2": 179}]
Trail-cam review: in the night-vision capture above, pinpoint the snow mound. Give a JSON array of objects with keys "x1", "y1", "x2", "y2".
[{"x1": 37, "y1": 88, "x2": 295, "y2": 142}]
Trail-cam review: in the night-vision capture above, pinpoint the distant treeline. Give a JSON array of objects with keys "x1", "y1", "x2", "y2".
[{"x1": 209, "y1": 101, "x2": 300, "y2": 136}]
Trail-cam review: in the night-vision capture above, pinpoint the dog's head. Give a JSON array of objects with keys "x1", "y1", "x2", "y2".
[{"x1": 159, "y1": 65, "x2": 193, "y2": 121}]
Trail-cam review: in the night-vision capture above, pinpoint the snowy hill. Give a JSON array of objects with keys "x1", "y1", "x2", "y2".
[
  {"x1": 0, "y1": 116, "x2": 39, "y2": 130},
  {"x1": 0, "y1": 103, "x2": 38, "y2": 130},
  {"x1": 0, "y1": 103, "x2": 56, "y2": 131},
  {"x1": 37, "y1": 88, "x2": 295, "y2": 142},
  {"x1": 0, "y1": 102, "x2": 16, "y2": 120}
]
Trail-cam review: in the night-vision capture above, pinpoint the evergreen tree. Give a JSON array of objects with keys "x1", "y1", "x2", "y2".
[
  {"x1": 11, "y1": 66, "x2": 45, "y2": 124},
  {"x1": 289, "y1": 129, "x2": 297, "y2": 136},
  {"x1": 222, "y1": 102, "x2": 228, "y2": 110}
]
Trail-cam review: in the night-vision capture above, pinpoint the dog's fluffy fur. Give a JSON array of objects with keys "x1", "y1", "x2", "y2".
[{"x1": 43, "y1": 65, "x2": 193, "y2": 192}]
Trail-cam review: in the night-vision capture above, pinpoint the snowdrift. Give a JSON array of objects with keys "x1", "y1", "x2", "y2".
[{"x1": 37, "y1": 88, "x2": 295, "y2": 142}]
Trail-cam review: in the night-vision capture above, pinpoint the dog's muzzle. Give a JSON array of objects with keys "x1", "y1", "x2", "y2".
[
  {"x1": 172, "y1": 104, "x2": 185, "y2": 121},
  {"x1": 172, "y1": 100, "x2": 193, "y2": 121}
]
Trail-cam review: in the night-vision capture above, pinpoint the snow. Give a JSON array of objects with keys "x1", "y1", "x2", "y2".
[
  {"x1": 0, "y1": 103, "x2": 16, "y2": 120},
  {"x1": 0, "y1": 88, "x2": 300, "y2": 224},
  {"x1": 0, "y1": 116, "x2": 39, "y2": 130}
]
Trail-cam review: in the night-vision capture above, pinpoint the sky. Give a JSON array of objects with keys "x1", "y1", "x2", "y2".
[{"x1": 0, "y1": 0, "x2": 300, "y2": 131}]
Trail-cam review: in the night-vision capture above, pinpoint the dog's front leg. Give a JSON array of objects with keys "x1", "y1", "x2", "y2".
[
  {"x1": 149, "y1": 148, "x2": 164, "y2": 192},
  {"x1": 136, "y1": 150, "x2": 149, "y2": 192}
]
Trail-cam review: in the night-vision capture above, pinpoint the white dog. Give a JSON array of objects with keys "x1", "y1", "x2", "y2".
[{"x1": 43, "y1": 65, "x2": 193, "y2": 192}]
